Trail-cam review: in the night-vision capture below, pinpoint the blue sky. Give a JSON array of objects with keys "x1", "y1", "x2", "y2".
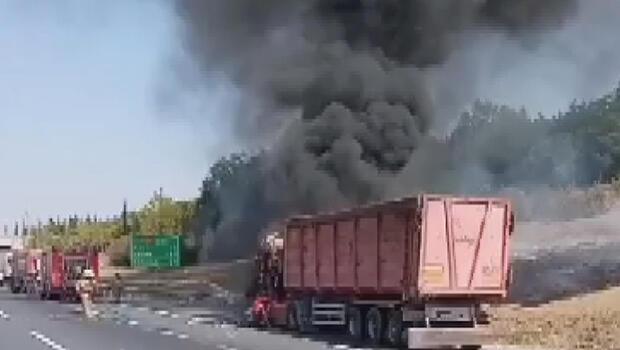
[
  {"x1": 0, "y1": 1, "x2": 227, "y2": 229},
  {"x1": 2, "y1": 1, "x2": 620, "y2": 232}
]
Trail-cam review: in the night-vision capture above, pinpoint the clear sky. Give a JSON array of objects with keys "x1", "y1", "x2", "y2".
[
  {"x1": 0, "y1": 1, "x2": 223, "y2": 229},
  {"x1": 2, "y1": 1, "x2": 619, "y2": 232}
]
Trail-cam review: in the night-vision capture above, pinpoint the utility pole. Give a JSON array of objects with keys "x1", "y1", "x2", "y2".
[
  {"x1": 122, "y1": 199, "x2": 128, "y2": 236},
  {"x1": 158, "y1": 187, "x2": 163, "y2": 235}
]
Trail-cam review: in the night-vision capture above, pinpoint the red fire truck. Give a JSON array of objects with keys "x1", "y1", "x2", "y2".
[{"x1": 39, "y1": 249, "x2": 101, "y2": 302}]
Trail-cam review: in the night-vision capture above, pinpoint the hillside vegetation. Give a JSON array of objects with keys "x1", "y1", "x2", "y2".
[{"x1": 21, "y1": 84, "x2": 620, "y2": 262}]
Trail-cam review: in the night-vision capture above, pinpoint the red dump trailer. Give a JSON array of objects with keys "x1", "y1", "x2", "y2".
[{"x1": 249, "y1": 194, "x2": 514, "y2": 349}]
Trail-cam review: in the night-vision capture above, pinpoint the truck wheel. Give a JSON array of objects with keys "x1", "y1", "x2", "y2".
[
  {"x1": 286, "y1": 304, "x2": 298, "y2": 331},
  {"x1": 346, "y1": 306, "x2": 365, "y2": 342},
  {"x1": 366, "y1": 307, "x2": 384, "y2": 346},
  {"x1": 40, "y1": 287, "x2": 50, "y2": 300},
  {"x1": 386, "y1": 309, "x2": 404, "y2": 347},
  {"x1": 296, "y1": 301, "x2": 312, "y2": 334}
]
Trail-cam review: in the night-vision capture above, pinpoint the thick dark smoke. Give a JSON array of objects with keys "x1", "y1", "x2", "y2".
[
  {"x1": 172, "y1": 0, "x2": 620, "y2": 259},
  {"x1": 175, "y1": 0, "x2": 578, "y2": 140}
]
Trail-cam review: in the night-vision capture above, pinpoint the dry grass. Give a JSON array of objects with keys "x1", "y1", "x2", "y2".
[{"x1": 491, "y1": 287, "x2": 620, "y2": 350}]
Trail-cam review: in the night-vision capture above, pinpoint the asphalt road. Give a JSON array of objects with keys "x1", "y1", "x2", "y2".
[
  {"x1": 0, "y1": 287, "x2": 540, "y2": 350},
  {"x1": 0, "y1": 288, "x2": 205, "y2": 350}
]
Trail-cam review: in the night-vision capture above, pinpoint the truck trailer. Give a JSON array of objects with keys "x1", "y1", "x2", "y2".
[{"x1": 249, "y1": 194, "x2": 514, "y2": 349}]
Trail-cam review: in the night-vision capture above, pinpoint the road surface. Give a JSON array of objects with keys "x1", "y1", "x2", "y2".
[
  {"x1": 0, "y1": 288, "x2": 539, "y2": 350},
  {"x1": 0, "y1": 288, "x2": 205, "y2": 350}
]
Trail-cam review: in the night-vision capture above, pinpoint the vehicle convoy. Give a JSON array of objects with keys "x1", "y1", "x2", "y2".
[
  {"x1": 6, "y1": 246, "x2": 101, "y2": 301},
  {"x1": 248, "y1": 194, "x2": 515, "y2": 349}
]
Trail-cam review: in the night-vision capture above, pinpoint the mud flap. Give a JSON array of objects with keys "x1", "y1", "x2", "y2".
[{"x1": 407, "y1": 326, "x2": 494, "y2": 349}]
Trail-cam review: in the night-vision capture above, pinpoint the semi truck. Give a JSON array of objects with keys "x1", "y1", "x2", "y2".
[{"x1": 248, "y1": 194, "x2": 514, "y2": 349}]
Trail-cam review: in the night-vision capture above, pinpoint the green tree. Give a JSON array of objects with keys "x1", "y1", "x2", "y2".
[{"x1": 137, "y1": 191, "x2": 196, "y2": 235}]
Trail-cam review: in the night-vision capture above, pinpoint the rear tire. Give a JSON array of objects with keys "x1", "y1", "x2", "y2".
[
  {"x1": 366, "y1": 307, "x2": 385, "y2": 346},
  {"x1": 386, "y1": 308, "x2": 404, "y2": 347},
  {"x1": 296, "y1": 301, "x2": 313, "y2": 334},
  {"x1": 346, "y1": 306, "x2": 365, "y2": 343},
  {"x1": 286, "y1": 304, "x2": 298, "y2": 331}
]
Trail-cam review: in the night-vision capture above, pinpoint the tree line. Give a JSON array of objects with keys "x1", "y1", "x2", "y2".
[
  {"x1": 24, "y1": 190, "x2": 196, "y2": 261},
  {"x1": 195, "y1": 83, "x2": 620, "y2": 259},
  {"x1": 20, "y1": 83, "x2": 620, "y2": 261}
]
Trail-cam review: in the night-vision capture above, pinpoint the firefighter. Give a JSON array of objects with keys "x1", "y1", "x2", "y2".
[
  {"x1": 76, "y1": 269, "x2": 97, "y2": 319},
  {"x1": 111, "y1": 273, "x2": 123, "y2": 304}
]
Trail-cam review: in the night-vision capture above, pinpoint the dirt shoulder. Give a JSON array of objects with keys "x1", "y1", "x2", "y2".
[
  {"x1": 491, "y1": 287, "x2": 620, "y2": 349},
  {"x1": 492, "y1": 206, "x2": 620, "y2": 349}
]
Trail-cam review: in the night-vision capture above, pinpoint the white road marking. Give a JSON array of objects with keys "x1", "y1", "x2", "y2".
[
  {"x1": 156, "y1": 310, "x2": 170, "y2": 316},
  {"x1": 160, "y1": 329, "x2": 174, "y2": 336},
  {"x1": 216, "y1": 345, "x2": 238, "y2": 350},
  {"x1": 177, "y1": 333, "x2": 189, "y2": 339},
  {"x1": 127, "y1": 320, "x2": 139, "y2": 326},
  {"x1": 30, "y1": 330, "x2": 68, "y2": 350},
  {"x1": 191, "y1": 316, "x2": 217, "y2": 323},
  {"x1": 170, "y1": 313, "x2": 179, "y2": 319}
]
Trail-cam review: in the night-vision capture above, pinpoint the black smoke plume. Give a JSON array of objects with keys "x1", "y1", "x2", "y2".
[{"x1": 173, "y1": 0, "x2": 617, "y2": 259}]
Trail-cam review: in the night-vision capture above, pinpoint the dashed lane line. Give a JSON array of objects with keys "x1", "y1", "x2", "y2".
[
  {"x1": 0, "y1": 309, "x2": 10, "y2": 320},
  {"x1": 30, "y1": 330, "x2": 68, "y2": 350},
  {"x1": 216, "y1": 345, "x2": 237, "y2": 350}
]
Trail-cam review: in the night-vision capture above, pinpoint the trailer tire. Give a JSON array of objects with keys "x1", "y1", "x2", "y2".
[
  {"x1": 366, "y1": 307, "x2": 385, "y2": 346},
  {"x1": 40, "y1": 286, "x2": 50, "y2": 300},
  {"x1": 346, "y1": 306, "x2": 365, "y2": 342},
  {"x1": 386, "y1": 309, "x2": 404, "y2": 347},
  {"x1": 296, "y1": 301, "x2": 312, "y2": 334},
  {"x1": 286, "y1": 304, "x2": 298, "y2": 331}
]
